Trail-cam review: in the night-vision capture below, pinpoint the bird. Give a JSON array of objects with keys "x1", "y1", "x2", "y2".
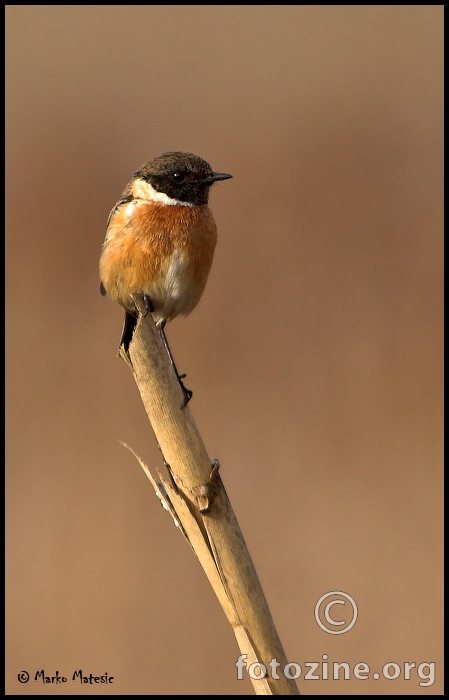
[{"x1": 99, "y1": 151, "x2": 232, "y2": 405}]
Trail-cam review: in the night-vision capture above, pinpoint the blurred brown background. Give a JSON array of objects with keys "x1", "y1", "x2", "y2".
[{"x1": 6, "y1": 6, "x2": 443, "y2": 695}]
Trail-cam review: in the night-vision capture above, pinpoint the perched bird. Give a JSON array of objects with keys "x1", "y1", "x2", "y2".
[{"x1": 99, "y1": 151, "x2": 232, "y2": 404}]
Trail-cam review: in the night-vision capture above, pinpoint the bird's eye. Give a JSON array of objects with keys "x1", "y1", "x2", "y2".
[{"x1": 172, "y1": 172, "x2": 186, "y2": 183}]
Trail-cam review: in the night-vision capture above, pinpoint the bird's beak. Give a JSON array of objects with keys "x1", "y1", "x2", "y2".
[{"x1": 202, "y1": 172, "x2": 233, "y2": 183}]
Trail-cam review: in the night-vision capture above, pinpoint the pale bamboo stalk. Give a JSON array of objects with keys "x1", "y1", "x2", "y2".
[{"x1": 120, "y1": 298, "x2": 299, "y2": 695}]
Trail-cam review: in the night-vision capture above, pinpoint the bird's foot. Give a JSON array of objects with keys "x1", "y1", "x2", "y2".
[
  {"x1": 142, "y1": 294, "x2": 154, "y2": 316},
  {"x1": 178, "y1": 375, "x2": 193, "y2": 407}
]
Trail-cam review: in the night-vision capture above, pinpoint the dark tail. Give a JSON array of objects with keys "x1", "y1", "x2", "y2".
[{"x1": 120, "y1": 311, "x2": 137, "y2": 351}]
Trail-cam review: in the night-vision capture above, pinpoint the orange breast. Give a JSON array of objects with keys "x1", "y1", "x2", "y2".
[{"x1": 99, "y1": 200, "x2": 217, "y2": 322}]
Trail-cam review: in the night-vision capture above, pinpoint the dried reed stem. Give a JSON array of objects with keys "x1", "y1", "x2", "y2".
[{"x1": 120, "y1": 298, "x2": 299, "y2": 695}]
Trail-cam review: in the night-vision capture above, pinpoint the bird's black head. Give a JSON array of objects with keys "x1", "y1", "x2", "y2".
[{"x1": 134, "y1": 152, "x2": 232, "y2": 206}]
